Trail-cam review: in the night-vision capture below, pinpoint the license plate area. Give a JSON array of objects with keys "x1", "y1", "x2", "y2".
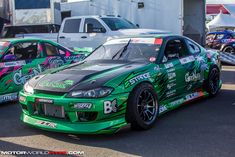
[{"x1": 43, "y1": 104, "x2": 65, "y2": 119}]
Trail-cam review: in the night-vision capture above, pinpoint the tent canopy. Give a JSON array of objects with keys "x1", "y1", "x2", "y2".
[{"x1": 207, "y1": 12, "x2": 235, "y2": 31}]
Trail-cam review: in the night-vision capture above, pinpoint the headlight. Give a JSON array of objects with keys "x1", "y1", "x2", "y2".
[
  {"x1": 68, "y1": 87, "x2": 113, "y2": 98},
  {"x1": 24, "y1": 82, "x2": 34, "y2": 94}
]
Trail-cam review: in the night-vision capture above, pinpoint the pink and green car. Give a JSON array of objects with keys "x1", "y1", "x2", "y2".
[{"x1": 0, "y1": 38, "x2": 85, "y2": 103}]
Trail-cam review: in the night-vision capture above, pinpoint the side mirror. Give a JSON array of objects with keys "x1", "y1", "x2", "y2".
[
  {"x1": 136, "y1": 24, "x2": 140, "y2": 28},
  {"x1": 3, "y1": 54, "x2": 17, "y2": 61}
]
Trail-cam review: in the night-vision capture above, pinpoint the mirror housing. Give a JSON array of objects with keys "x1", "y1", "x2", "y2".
[{"x1": 136, "y1": 24, "x2": 140, "y2": 28}]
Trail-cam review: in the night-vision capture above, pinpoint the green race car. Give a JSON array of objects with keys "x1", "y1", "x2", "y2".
[
  {"x1": 19, "y1": 35, "x2": 222, "y2": 134},
  {"x1": 0, "y1": 38, "x2": 85, "y2": 103}
]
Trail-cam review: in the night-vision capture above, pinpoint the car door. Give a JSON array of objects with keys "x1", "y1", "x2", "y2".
[
  {"x1": 0, "y1": 40, "x2": 44, "y2": 99},
  {"x1": 58, "y1": 17, "x2": 83, "y2": 49},
  {"x1": 158, "y1": 37, "x2": 196, "y2": 102},
  {"x1": 78, "y1": 18, "x2": 107, "y2": 50}
]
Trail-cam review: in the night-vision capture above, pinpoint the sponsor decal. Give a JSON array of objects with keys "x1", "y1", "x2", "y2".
[
  {"x1": 168, "y1": 72, "x2": 176, "y2": 80},
  {"x1": 35, "y1": 98, "x2": 54, "y2": 104},
  {"x1": 38, "y1": 79, "x2": 73, "y2": 89},
  {"x1": 179, "y1": 56, "x2": 195, "y2": 64},
  {"x1": 104, "y1": 99, "x2": 117, "y2": 114},
  {"x1": 169, "y1": 98, "x2": 184, "y2": 107},
  {"x1": 185, "y1": 92, "x2": 200, "y2": 101},
  {"x1": 105, "y1": 38, "x2": 157, "y2": 45},
  {"x1": 13, "y1": 65, "x2": 42, "y2": 85},
  {"x1": 166, "y1": 89, "x2": 176, "y2": 97},
  {"x1": 129, "y1": 72, "x2": 150, "y2": 86},
  {"x1": 159, "y1": 105, "x2": 167, "y2": 113},
  {"x1": 64, "y1": 80, "x2": 74, "y2": 86},
  {"x1": 164, "y1": 62, "x2": 174, "y2": 69},
  {"x1": 185, "y1": 71, "x2": 201, "y2": 82},
  {"x1": 74, "y1": 103, "x2": 92, "y2": 110},
  {"x1": 167, "y1": 68, "x2": 175, "y2": 73},
  {"x1": 167, "y1": 83, "x2": 176, "y2": 90},
  {"x1": 35, "y1": 120, "x2": 57, "y2": 128},
  {"x1": 154, "y1": 65, "x2": 160, "y2": 71},
  {"x1": 0, "y1": 93, "x2": 18, "y2": 103},
  {"x1": 0, "y1": 61, "x2": 26, "y2": 68},
  {"x1": 48, "y1": 57, "x2": 64, "y2": 67}
]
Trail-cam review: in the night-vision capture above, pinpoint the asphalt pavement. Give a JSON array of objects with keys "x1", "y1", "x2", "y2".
[{"x1": 0, "y1": 66, "x2": 234, "y2": 157}]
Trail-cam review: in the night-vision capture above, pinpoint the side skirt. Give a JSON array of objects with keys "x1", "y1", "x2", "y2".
[{"x1": 158, "y1": 90, "x2": 209, "y2": 115}]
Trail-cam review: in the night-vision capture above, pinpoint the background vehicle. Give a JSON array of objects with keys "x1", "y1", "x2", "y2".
[
  {"x1": 0, "y1": 38, "x2": 85, "y2": 103},
  {"x1": 220, "y1": 41, "x2": 235, "y2": 54},
  {"x1": 58, "y1": 15, "x2": 168, "y2": 50},
  {"x1": 206, "y1": 30, "x2": 235, "y2": 50},
  {"x1": 1, "y1": 0, "x2": 61, "y2": 38},
  {"x1": 19, "y1": 35, "x2": 222, "y2": 134}
]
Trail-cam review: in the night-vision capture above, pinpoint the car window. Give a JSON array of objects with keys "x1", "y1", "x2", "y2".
[
  {"x1": 3, "y1": 42, "x2": 39, "y2": 61},
  {"x1": 206, "y1": 34, "x2": 215, "y2": 42},
  {"x1": 215, "y1": 34, "x2": 224, "y2": 40},
  {"x1": 101, "y1": 18, "x2": 138, "y2": 31},
  {"x1": 164, "y1": 39, "x2": 188, "y2": 62},
  {"x1": 44, "y1": 43, "x2": 59, "y2": 56},
  {"x1": 185, "y1": 39, "x2": 200, "y2": 54},
  {"x1": 63, "y1": 19, "x2": 81, "y2": 33},
  {"x1": 84, "y1": 18, "x2": 106, "y2": 33},
  {"x1": 85, "y1": 38, "x2": 162, "y2": 62}
]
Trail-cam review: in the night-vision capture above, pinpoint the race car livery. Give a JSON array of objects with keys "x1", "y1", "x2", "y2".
[
  {"x1": 19, "y1": 35, "x2": 222, "y2": 134},
  {"x1": 0, "y1": 38, "x2": 85, "y2": 103},
  {"x1": 206, "y1": 30, "x2": 235, "y2": 50}
]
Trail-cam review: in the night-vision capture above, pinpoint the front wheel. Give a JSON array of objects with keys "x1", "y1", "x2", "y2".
[
  {"x1": 204, "y1": 66, "x2": 221, "y2": 97},
  {"x1": 126, "y1": 83, "x2": 159, "y2": 130},
  {"x1": 223, "y1": 46, "x2": 235, "y2": 55}
]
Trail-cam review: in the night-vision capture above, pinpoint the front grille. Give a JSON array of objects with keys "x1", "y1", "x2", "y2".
[{"x1": 32, "y1": 103, "x2": 67, "y2": 120}]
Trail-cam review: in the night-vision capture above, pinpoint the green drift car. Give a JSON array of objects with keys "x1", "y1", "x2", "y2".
[
  {"x1": 0, "y1": 38, "x2": 85, "y2": 103},
  {"x1": 19, "y1": 35, "x2": 222, "y2": 134}
]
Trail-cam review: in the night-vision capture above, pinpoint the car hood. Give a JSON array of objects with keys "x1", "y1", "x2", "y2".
[
  {"x1": 29, "y1": 60, "x2": 148, "y2": 93},
  {"x1": 114, "y1": 29, "x2": 170, "y2": 36}
]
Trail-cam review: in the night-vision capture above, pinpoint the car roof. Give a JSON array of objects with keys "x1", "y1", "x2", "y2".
[
  {"x1": 208, "y1": 30, "x2": 235, "y2": 35},
  {"x1": 0, "y1": 38, "x2": 51, "y2": 43},
  {"x1": 64, "y1": 15, "x2": 123, "y2": 20}
]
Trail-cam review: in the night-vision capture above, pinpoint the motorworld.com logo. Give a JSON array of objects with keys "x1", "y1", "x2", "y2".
[{"x1": 0, "y1": 151, "x2": 84, "y2": 156}]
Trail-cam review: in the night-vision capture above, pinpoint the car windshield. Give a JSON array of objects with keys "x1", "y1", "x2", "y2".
[
  {"x1": 85, "y1": 38, "x2": 163, "y2": 62},
  {"x1": 101, "y1": 17, "x2": 138, "y2": 31}
]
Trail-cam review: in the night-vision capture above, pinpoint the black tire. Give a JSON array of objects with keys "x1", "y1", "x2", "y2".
[
  {"x1": 204, "y1": 65, "x2": 221, "y2": 97},
  {"x1": 126, "y1": 83, "x2": 159, "y2": 130},
  {"x1": 223, "y1": 46, "x2": 235, "y2": 55}
]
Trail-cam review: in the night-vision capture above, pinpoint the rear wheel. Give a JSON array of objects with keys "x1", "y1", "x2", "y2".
[
  {"x1": 204, "y1": 66, "x2": 220, "y2": 97},
  {"x1": 126, "y1": 83, "x2": 159, "y2": 130},
  {"x1": 223, "y1": 46, "x2": 235, "y2": 55}
]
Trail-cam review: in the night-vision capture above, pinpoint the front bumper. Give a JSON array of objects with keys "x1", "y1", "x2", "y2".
[{"x1": 19, "y1": 91, "x2": 129, "y2": 134}]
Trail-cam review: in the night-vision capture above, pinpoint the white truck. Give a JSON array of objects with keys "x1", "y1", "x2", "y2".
[{"x1": 58, "y1": 15, "x2": 168, "y2": 50}]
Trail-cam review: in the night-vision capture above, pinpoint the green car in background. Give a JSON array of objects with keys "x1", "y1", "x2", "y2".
[
  {"x1": 19, "y1": 35, "x2": 222, "y2": 134},
  {"x1": 0, "y1": 38, "x2": 85, "y2": 103}
]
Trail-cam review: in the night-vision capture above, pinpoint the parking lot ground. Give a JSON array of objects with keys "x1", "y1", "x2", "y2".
[{"x1": 0, "y1": 66, "x2": 235, "y2": 157}]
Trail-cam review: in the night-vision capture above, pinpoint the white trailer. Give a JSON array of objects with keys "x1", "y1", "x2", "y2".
[
  {"x1": 61, "y1": 0, "x2": 206, "y2": 45},
  {"x1": 9, "y1": 0, "x2": 61, "y2": 26}
]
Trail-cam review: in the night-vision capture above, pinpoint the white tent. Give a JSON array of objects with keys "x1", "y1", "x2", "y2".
[{"x1": 207, "y1": 12, "x2": 235, "y2": 31}]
